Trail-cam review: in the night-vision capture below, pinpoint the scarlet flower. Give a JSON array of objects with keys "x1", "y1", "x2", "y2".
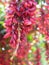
[
  {"x1": 4, "y1": 0, "x2": 37, "y2": 59},
  {"x1": 37, "y1": 6, "x2": 49, "y2": 42}
]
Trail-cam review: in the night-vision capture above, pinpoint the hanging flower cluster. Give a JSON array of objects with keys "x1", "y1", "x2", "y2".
[
  {"x1": 4, "y1": 0, "x2": 37, "y2": 60},
  {"x1": 37, "y1": 5, "x2": 49, "y2": 42}
]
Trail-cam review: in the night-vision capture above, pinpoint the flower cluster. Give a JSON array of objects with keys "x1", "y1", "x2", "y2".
[
  {"x1": 36, "y1": 5, "x2": 49, "y2": 42},
  {"x1": 0, "y1": 51, "x2": 12, "y2": 65},
  {"x1": 4, "y1": 0, "x2": 37, "y2": 60}
]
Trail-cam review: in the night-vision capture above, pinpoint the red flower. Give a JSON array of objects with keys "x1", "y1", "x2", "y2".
[{"x1": 4, "y1": 0, "x2": 37, "y2": 60}]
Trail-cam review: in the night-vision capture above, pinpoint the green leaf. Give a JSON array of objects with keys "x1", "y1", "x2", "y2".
[
  {"x1": 39, "y1": 34, "x2": 44, "y2": 41},
  {"x1": 0, "y1": 21, "x2": 4, "y2": 25},
  {"x1": 40, "y1": 42, "x2": 45, "y2": 48},
  {"x1": 27, "y1": 34, "x2": 33, "y2": 42},
  {"x1": 28, "y1": 53, "x2": 32, "y2": 58},
  {"x1": 31, "y1": 46, "x2": 36, "y2": 52}
]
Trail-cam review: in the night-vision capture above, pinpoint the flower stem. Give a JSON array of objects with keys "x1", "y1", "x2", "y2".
[{"x1": 10, "y1": 23, "x2": 21, "y2": 60}]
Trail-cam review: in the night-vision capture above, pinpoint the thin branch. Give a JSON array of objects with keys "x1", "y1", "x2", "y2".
[{"x1": 10, "y1": 23, "x2": 21, "y2": 60}]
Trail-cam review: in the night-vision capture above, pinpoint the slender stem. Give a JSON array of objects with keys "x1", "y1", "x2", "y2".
[{"x1": 10, "y1": 23, "x2": 21, "y2": 60}]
